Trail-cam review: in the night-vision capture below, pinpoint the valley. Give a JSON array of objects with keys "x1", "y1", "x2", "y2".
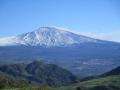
[
  {"x1": 0, "y1": 27, "x2": 120, "y2": 90},
  {"x1": 0, "y1": 62, "x2": 120, "y2": 90},
  {"x1": 1, "y1": 0, "x2": 120, "y2": 89}
]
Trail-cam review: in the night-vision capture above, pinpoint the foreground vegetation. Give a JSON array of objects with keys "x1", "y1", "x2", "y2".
[
  {"x1": 57, "y1": 75, "x2": 120, "y2": 90},
  {"x1": 0, "y1": 75, "x2": 120, "y2": 90}
]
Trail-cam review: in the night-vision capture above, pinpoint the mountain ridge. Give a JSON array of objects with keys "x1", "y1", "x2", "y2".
[
  {"x1": 0, "y1": 27, "x2": 105, "y2": 47},
  {"x1": 102, "y1": 66, "x2": 120, "y2": 76},
  {"x1": 0, "y1": 60, "x2": 77, "y2": 87},
  {"x1": 0, "y1": 27, "x2": 120, "y2": 77}
]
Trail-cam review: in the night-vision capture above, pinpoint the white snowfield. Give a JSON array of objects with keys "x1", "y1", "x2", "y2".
[{"x1": 0, "y1": 27, "x2": 100, "y2": 47}]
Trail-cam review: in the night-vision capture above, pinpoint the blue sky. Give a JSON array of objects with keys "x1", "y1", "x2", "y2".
[{"x1": 0, "y1": 0, "x2": 120, "y2": 40}]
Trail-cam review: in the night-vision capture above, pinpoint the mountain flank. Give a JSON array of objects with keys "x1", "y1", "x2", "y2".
[
  {"x1": 0, "y1": 27, "x2": 120, "y2": 77},
  {"x1": 0, "y1": 61, "x2": 77, "y2": 87}
]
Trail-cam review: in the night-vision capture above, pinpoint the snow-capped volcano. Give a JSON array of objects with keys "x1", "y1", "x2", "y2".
[
  {"x1": 0, "y1": 27, "x2": 100, "y2": 47},
  {"x1": 0, "y1": 27, "x2": 120, "y2": 77}
]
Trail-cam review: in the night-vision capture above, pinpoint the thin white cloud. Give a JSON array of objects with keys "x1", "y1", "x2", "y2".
[
  {"x1": 78, "y1": 31, "x2": 120, "y2": 42},
  {"x1": 54, "y1": 26, "x2": 120, "y2": 43}
]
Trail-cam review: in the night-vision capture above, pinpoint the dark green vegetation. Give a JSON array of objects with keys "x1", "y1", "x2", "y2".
[
  {"x1": 75, "y1": 75, "x2": 120, "y2": 90},
  {"x1": 0, "y1": 62, "x2": 120, "y2": 90},
  {"x1": 57, "y1": 66, "x2": 120, "y2": 90},
  {"x1": 0, "y1": 75, "x2": 120, "y2": 90},
  {"x1": 0, "y1": 72, "x2": 28, "y2": 89},
  {"x1": 0, "y1": 61, "x2": 77, "y2": 87}
]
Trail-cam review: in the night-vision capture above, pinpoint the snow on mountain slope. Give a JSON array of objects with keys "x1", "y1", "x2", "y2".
[{"x1": 0, "y1": 27, "x2": 100, "y2": 47}]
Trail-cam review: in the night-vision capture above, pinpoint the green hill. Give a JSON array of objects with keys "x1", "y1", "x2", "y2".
[
  {"x1": 54, "y1": 75, "x2": 120, "y2": 90},
  {"x1": 0, "y1": 61, "x2": 77, "y2": 88},
  {"x1": 0, "y1": 63, "x2": 120, "y2": 90},
  {"x1": 57, "y1": 66, "x2": 120, "y2": 90}
]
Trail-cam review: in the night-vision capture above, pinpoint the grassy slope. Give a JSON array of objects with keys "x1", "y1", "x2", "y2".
[
  {"x1": 79, "y1": 75, "x2": 120, "y2": 90},
  {"x1": 1, "y1": 75, "x2": 120, "y2": 90},
  {"x1": 55, "y1": 75, "x2": 120, "y2": 90}
]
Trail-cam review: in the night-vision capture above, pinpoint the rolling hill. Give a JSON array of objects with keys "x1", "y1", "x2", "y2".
[
  {"x1": 0, "y1": 61, "x2": 77, "y2": 87},
  {"x1": 55, "y1": 66, "x2": 120, "y2": 90}
]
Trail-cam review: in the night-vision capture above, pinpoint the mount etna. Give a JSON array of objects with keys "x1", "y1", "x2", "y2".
[{"x1": 0, "y1": 27, "x2": 120, "y2": 77}]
